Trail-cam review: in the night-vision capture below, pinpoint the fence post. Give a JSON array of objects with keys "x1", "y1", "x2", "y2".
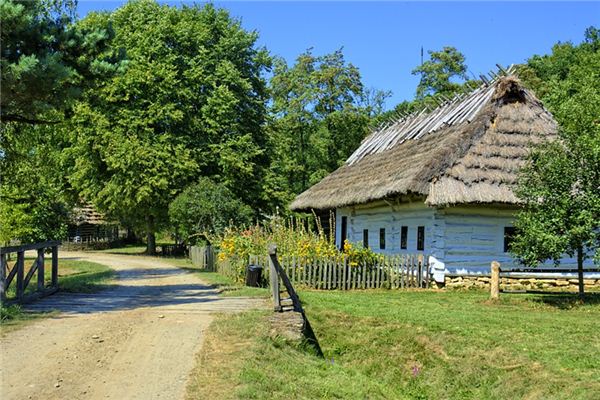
[
  {"x1": 0, "y1": 253, "x2": 6, "y2": 301},
  {"x1": 490, "y1": 261, "x2": 500, "y2": 300},
  {"x1": 37, "y1": 248, "x2": 45, "y2": 291},
  {"x1": 269, "y1": 245, "x2": 281, "y2": 311},
  {"x1": 16, "y1": 251, "x2": 25, "y2": 301},
  {"x1": 51, "y1": 245, "x2": 59, "y2": 288}
]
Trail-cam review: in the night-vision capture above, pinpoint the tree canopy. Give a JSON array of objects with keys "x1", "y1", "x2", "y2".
[
  {"x1": 512, "y1": 27, "x2": 600, "y2": 296},
  {"x1": 68, "y1": 1, "x2": 271, "y2": 253},
  {"x1": 0, "y1": 0, "x2": 115, "y2": 124},
  {"x1": 266, "y1": 49, "x2": 389, "y2": 206},
  {"x1": 412, "y1": 46, "x2": 468, "y2": 99}
]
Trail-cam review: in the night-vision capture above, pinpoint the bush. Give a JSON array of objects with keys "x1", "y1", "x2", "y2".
[
  {"x1": 169, "y1": 178, "x2": 253, "y2": 244},
  {"x1": 217, "y1": 215, "x2": 382, "y2": 282}
]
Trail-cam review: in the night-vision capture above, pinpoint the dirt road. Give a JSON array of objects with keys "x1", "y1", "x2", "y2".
[{"x1": 0, "y1": 252, "x2": 264, "y2": 400}]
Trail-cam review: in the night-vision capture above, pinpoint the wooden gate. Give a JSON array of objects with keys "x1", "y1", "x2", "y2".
[{"x1": 1, "y1": 240, "x2": 61, "y2": 303}]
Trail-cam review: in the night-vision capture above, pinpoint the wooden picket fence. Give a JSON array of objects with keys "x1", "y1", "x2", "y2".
[{"x1": 189, "y1": 246, "x2": 431, "y2": 290}]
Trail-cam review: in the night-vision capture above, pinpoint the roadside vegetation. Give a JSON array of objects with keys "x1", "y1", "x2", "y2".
[
  {"x1": 188, "y1": 290, "x2": 600, "y2": 400},
  {"x1": 1, "y1": 259, "x2": 114, "y2": 327}
]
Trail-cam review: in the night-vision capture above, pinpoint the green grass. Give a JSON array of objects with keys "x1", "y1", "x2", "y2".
[
  {"x1": 188, "y1": 290, "x2": 600, "y2": 400},
  {"x1": 96, "y1": 244, "x2": 147, "y2": 255},
  {"x1": 1, "y1": 259, "x2": 114, "y2": 329}
]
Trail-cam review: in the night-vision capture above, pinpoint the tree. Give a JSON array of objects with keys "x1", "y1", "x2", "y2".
[
  {"x1": 268, "y1": 49, "x2": 389, "y2": 206},
  {"x1": 512, "y1": 27, "x2": 600, "y2": 298},
  {"x1": 0, "y1": 0, "x2": 115, "y2": 124},
  {"x1": 69, "y1": 1, "x2": 271, "y2": 254},
  {"x1": 412, "y1": 46, "x2": 468, "y2": 99},
  {"x1": 0, "y1": 124, "x2": 72, "y2": 244},
  {"x1": 169, "y1": 178, "x2": 253, "y2": 243}
]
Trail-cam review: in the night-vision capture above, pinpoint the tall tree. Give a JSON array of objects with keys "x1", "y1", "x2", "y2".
[
  {"x1": 0, "y1": 124, "x2": 72, "y2": 244},
  {"x1": 412, "y1": 46, "x2": 468, "y2": 99},
  {"x1": 0, "y1": 0, "x2": 115, "y2": 124},
  {"x1": 69, "y1": 1, "x2": 271, "y2": 254},
  {"x1": 512, "y1": 27, "x2": 600, "y2": 298},
  {"x1": 268, "y1": 49, "x2": 389, "y2": 206}
]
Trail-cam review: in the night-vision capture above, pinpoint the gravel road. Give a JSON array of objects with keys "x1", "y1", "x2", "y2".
[{"x1": 0, "y1": 252, "x2": 263, "y2": 400}]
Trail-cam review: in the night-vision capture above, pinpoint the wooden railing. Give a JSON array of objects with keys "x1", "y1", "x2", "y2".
[{"x1": 0, "y1": 241, "x2": 61, "y2": 303}]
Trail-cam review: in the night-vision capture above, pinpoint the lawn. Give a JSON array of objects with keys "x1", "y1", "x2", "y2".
[
  {"x1": 1, "y1": 259, "x2": 114, "y2": 328},
  {"x1": 188, "y1": 289, "x2": 600, "y2": 400}
]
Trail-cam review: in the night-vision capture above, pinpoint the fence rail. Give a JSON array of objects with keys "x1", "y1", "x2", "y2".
[
  {"x1": 1, "y1": 240, "x2": 61, "y2": 303},
  {"x1": 189, "y1": 246, "x2": 430, "y2": 290}
]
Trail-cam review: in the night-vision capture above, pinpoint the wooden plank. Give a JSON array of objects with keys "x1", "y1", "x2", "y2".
[
  {"x1": 361, "y1": 263, "x2": 366, "y2": 289},
  {"x1": 269, "y1": 250, "x2": 282, "y2": 311},
  {"x1": 51, "y1": 246, "x2": 59, "y2": 288},
  {"x1": 268, "y1": 245, "x2": 303, "y2": 313},
  {"x1": 342, "y1": 257, "x2": 347, "y2": 290},
  {"x1": 425, "y1": 254, "x2": 430, "y2": 288},
  {"x1": 16, "y1": 251, "x2": 25, "y2": 301},
  {"x1": 0, "y1": 240, "x2": 61, "y2": 255},
  {"x1": 0, "y1": 253, "x2": 6, "y2": 300},
  {"x1": 4, "y1": 258, "x2": 19, "y2": 291},
  {"x1": 37, "y1": 248, "x2": 45, "y2": 291}
]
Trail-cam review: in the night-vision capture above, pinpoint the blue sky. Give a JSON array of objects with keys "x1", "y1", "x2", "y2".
[{"x1": 77, "y1": 1, "x2": 599, "y2": 109}]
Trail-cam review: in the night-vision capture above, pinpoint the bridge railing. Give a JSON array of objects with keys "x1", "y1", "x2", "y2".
[{"x1": 0, "y1": 240, "x2": 61, "y2": 303}]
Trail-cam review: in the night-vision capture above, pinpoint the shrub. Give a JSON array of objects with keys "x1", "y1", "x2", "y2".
[
  {"x1": 169, "y1": 178, "x2": 253, "y2": 244},
  {"x1": 216, "y1": 215, "x2": 382, "y2": 281}
]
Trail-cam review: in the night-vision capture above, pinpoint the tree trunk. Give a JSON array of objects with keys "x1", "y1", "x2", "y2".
[
  {"x1": 577, "y1": 246, "x2": 584, "y2": 299},
  {"x1": 146, "y1": 216, "x2": 157, "y2": 255}
]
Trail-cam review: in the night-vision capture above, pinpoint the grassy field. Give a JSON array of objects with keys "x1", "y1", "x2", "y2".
[
  {"x1": 188, "y1": 289, "x2": 600, "y2": 400},
  {"x1": 1, "y1": 259, "x2": 114, "y2": 328}
]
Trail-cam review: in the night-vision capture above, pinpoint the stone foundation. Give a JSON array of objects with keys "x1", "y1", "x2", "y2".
[{"x1": 444, "y1": 275, "x2": 600, "y2": 291}]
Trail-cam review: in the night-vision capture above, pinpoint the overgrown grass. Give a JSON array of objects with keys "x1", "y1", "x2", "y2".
[
  {"x1": 188, "y1": 290, "x2": 600, "y2": 399},
  {"x1": 1, "y1": 259, "x2": 114, "y2": 329}
]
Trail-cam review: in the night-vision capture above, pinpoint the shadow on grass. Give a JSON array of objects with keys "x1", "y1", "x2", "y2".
[
  {"x1": 503, "y1": 291, "x2": 600, "y2": 310},
  {"x1": 59, "y1": 269, "x2": 117, "y2": 293}
]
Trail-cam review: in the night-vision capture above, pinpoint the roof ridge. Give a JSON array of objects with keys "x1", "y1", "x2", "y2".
[{"x1": 347, "y1": 64, "x2": 515, "y2": 165}]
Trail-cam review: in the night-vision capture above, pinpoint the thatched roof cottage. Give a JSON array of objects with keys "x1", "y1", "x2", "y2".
[{"x1": 291, "y1": 75, "x2": 589, "y2": 278}]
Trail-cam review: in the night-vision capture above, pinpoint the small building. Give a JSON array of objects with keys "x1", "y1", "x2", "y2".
[
  {"x1": 291, "y1": 75, "x2": 592, "y2": 279},
  {"x1": 67, "y1": 203, "x2": 120, "y2": 244}
]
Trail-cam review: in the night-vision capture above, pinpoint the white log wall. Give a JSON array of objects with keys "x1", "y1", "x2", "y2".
[
  {"x1": 336, "y1": 201, "x2": 434, "y2": 254},
  {"x1": 336, "y1": 202, "x2": 593, "y2": 274}
]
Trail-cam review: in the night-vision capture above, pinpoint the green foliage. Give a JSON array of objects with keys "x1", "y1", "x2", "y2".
[
  {"x1": 68, "y1": 1, "x2": 271, "y2": 252},
  {"x1": 267, "y1": 49, "x2": 389, "y2": 205},
  {"x1": 0, "y1": 0, "x2": 115, "y2": 124},
  {"x1": 375, "y1": 46, "x2": 478, "y2": 128},
  {"x1": 0, "y1": 304, "x2": 22, "y2": 321},
  {"x1": 512, "y1": 27, "x2": 600, "y2": 277},
  {"x1": 169, "y1": 178, "x2": 253, "y2": 244},
  {"x1": 412, "y1": 46, "x2": 468, "y2": 99},
  {"x1": 0, "y1": 124, "x2": 71, "y2": 244}
]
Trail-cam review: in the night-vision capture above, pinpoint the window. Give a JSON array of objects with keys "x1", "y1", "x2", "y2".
[
  {"x1": 417, "y1": 226, "x2": 425, "y2": 251},
  {"x1": 504, "y1": 227, "x2": 516, "y2": 253},
  {"x1": 379, "y1": 228, "x2": 386, "y2": 249},
  {"x1": 340, "y1": 216, "x2": 348, "y2": 250},
  {"x1": 400, "y1": 226, "x2": 408, "y2": 249},
  {"x1": 363, "y1": 229, "x2": 369, "y2": 248}
]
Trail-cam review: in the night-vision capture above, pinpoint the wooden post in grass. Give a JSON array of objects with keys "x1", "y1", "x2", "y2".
[{"x1": 490, "y1": 261, "x2": 500, "y2": 300}]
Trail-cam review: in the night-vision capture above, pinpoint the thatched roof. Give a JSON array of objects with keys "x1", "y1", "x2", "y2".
[
  {"x1": 70, "y1": 203, "x2": 109, "y2": 226},
  {"x1": 290, "y1": 75, "x2": 558, "y2": 211}
]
